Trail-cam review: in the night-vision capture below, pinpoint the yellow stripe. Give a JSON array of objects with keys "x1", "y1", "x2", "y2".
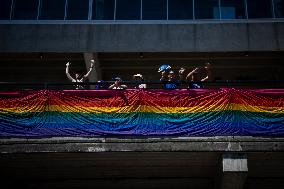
[{"x1": 0, "y1": 104, "x2": 283, "y2": 114}]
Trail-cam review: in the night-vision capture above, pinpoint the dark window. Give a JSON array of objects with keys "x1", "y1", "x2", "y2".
[
  {"x1": 66, "y1": 0, "x2": 89, "y2": 20},
  {"x1": 195, "y1": 0, "x2": 220, "y2": 19},
  {"x1": 274, "y1": 0, "x2": 284, "y2": 18},
  {"x1": 13, "y1": 0, "x2": 39, "y2": 20},
  {"x1": 168, "y1": 0, "x2": 193, "y2": 20},
  {"x1": 116, "y1": 0, "x2": 140, "y2": 20},
  {"x1": 220, "y1": 0, "x2": 246, "y2": 19},
  {"x1": 247, "y1": 0, "x2": 272, "y2": 18},
  {"x1": 40, "y1": 0, "x2": 66, "y2": 20},
  {"x1": 142, "y1": 0, "x2": 167, "y2": 20},
  {"x1": 92, "y1": 0, "x2": 115, "y2": 20},
  {"x1": 0, "y1": 0, "x2": 12, "y2": 20}
]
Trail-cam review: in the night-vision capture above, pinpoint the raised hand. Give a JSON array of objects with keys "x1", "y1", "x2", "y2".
[
  {"x1": 66, "y1": 62, "x2": 71, "y2": 67},
  {"x1": 179, "y1": 67, "x2": 186, "y2": 75},
  {"x1": 90, "y1": 59, "x2": 95, "y2": 68}
]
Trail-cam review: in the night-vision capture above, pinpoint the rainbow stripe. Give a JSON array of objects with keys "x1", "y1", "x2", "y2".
[{"x1": 0, "y1": 89, "x2": 284, "y2": 137}]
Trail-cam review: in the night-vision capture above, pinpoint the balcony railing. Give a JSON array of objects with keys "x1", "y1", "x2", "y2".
[{"x1": 0, "y1": 80, "x2": 284, "y2": 91}]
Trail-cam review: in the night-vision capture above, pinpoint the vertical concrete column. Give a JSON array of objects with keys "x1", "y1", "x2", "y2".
[
  {"x1": 84, "y1": 53, "x2": 101, "y2": 89},
  {"x1": 215, "y1": 153, "x2": 248, "y2": 189}
]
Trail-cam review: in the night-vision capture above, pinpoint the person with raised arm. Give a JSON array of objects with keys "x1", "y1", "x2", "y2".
[{"x1": 65, "y1": 59, "x2": 95, "y2": 89}]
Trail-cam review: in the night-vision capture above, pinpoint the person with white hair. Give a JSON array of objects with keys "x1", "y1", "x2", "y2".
[{"x1": 133, "y1": 73, "x2": 147, "y2": 89}]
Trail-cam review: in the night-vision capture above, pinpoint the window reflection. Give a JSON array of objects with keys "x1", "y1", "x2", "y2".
[
  {"x1": 168, "y1": 0, "x2": 193, "y2": 20},
  {"x1": 220, "y1": 0, "x2": 246, "y2": 19},
  {"x1": 247, "y1": 0, "x2": 272, "y2": 18},
  {"x1": 195, "y1": 0, "x2": 220, "y2": 19},
  {"x1": 142, "y1": 0, "x2": 167, "y2": 20},
  {"x1": 116, "y1": 0, "x2": 141, "y2": 20},
  {"x1": 92, "y1": 0, "x2": 115, "y2": 20},
  {"x1": 40, "y1": 0, "x2": 66, "y2": 20},
  {"x1": 274, "y1": 0, "x2": 284, "y2": 18},
  {"x1": 66, "y1": 0, "x2": 89, "y2": 20},
  {"x1": 13, "y1": 0, "x2": 39, "y2": 20},
  {"x1": 0, "y1": 0, "x2": 12, "y2": 20}
]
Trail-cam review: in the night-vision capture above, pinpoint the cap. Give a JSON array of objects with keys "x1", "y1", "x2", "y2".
[
  {"x1": 133, "y1": 73, "x2": 143, "y2": 79},
  {"x1": 169, "y1": 70, "x2": 175, "y2": 74},
  {"x1": 158, "y1": 64, "x2": 171, "y2": 72}
]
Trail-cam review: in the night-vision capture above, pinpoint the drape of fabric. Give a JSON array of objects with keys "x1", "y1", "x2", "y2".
[{"x1": 0, "y1": 89, "x2": 283, "y2": 137}]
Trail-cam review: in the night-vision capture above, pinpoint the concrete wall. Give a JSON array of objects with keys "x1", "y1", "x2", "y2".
[{"x1": 0, "y1": 22, "x2": 283, "y2": 52}]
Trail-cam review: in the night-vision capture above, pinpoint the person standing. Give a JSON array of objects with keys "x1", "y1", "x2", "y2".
[{"x1": 65, "y1": 59, "x2": 95, "y2": 89}]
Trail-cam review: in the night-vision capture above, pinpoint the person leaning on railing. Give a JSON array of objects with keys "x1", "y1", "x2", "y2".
[
  {"x1": 65, "y1": 59, "x2": 95, "y2": 89},
  {"x1": 133, "y1": 73, "x2": 147, "y2": 89},
  {"x1": 108, "y1": 77, "x2": 128, "y2": 90}
]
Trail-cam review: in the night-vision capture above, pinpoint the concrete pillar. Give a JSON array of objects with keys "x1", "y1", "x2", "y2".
[
  {"x1": 83, "y1": 53, "x2": 101, "y2": 82},
  {"x1": 215, "y1": 153, "x2": 248, "y2": 189}
]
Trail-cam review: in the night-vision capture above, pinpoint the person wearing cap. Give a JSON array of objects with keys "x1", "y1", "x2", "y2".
[
  {"x1": 65, "y1": 59, "x2": 95, "y2": 89},
  {"x1": 108, "y1": 77, "x2": 128, "y2": 89},
  {"x1": 133, "y1": 74, "x2": 147, "y2": 89}
]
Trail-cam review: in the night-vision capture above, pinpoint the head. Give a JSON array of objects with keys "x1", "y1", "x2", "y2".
[
  {"x1": 204, "y1": 62, "x2": 211, "y2": 70},
  {"x1": 133, "y1": 74, "x2": 144, "y2": 81},
  {"x1": 168, "y1": 70, "x2": 175, "y2": 79},
  {"x1": 75, "y1": 71, "x2": 83, "y2": 80},
  {"x1": 113, "y1": 77, "x2": 122, "y2": 85},
  {"x1": 191, "y1": 69, "x2": 200, "y2": 82}
]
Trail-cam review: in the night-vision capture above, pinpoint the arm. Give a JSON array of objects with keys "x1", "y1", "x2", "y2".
[
  {"x1": 65, "y1": 62, "x2": 75, "y2": 82},
  {"x1": 160, "y1": 71, "x2": 167, "y2": 82},
  {"x1": 83, "y1": 59, "x2": 95, "y2": 78},
  {"x1": 186, "y1": 68, "x2": 198, "y2": 80},
  {"x1": 201, "y1": 67, "x2": 212, "y2": 82},
  {"x1": 178, "y1": 67, "x2": 186, "y2": 81},
  {"x1": 201, "y1": 76, "x2": 209, "y2": 82}
]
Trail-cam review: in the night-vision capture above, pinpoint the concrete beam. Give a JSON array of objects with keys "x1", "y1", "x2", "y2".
[
  {"x1": 1, "y1": 137, "x2": 284, "y2": 153},
  {"x1": 215, "y1": 153, "x2": 248, "y2": 189},
  {"x1": 0, "y1": 22, "x2": 283, "y2": 52}
]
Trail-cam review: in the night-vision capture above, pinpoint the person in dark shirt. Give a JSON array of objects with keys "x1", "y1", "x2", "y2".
[{"x1": 186, "y1": 62, "x2": 211, "y2": 89}]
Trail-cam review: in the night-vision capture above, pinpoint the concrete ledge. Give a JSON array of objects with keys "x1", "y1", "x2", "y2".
[{"x1": 1, "y1": 137, "x2": 284, "y2": 153}]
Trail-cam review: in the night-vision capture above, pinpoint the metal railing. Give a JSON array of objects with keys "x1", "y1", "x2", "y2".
[{"x1": 0, "y1": 80, "x2": 284, "y2": 91}]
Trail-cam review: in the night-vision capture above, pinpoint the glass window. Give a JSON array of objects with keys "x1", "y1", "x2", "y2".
[
  {"x1": 142, "y1": 0, "x2": 167, "y2": 20},
  {"x1": 92, "y1": 0, "x2": 115, "y2": 20},
  {"x1": 40, "y1": 0, "x2": 66, "y2": 20},
  {"x1": 0, "y1": 0, "x2": 12, "y2": 20},
  {"x1": 247, "y1": 0, "x2": 272, "y2": 18},
  {"x1": 195, "y1": 0, "x2": 220, "y2": 19},
  {"x1": 13, "y1": 0, "x2": 39, "y2": 20},
  {"x1": 66, "y1": 0, "x2": 89, "y2": 20},
  {"x1": 220, "y1": 0, "x2": 246, "y2": 19},
  {"x1": 168, "y1": 0, "x2": 193, "y2": 20},
  {"x1": 274, "y1": 0, "x2": 284, "y2": 18},
  {"x1": 116, "y1": 0, "x2": 140, "y2": 20}
]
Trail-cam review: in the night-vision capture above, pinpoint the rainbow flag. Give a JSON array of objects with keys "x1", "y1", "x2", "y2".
[{"x1": 0, "y1": 89, "x2": 283, "y2": 137}]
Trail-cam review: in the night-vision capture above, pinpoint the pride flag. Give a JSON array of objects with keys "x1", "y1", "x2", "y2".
[{"x1": 0, "y1": 89, "x2": 283, "y2": 137}]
